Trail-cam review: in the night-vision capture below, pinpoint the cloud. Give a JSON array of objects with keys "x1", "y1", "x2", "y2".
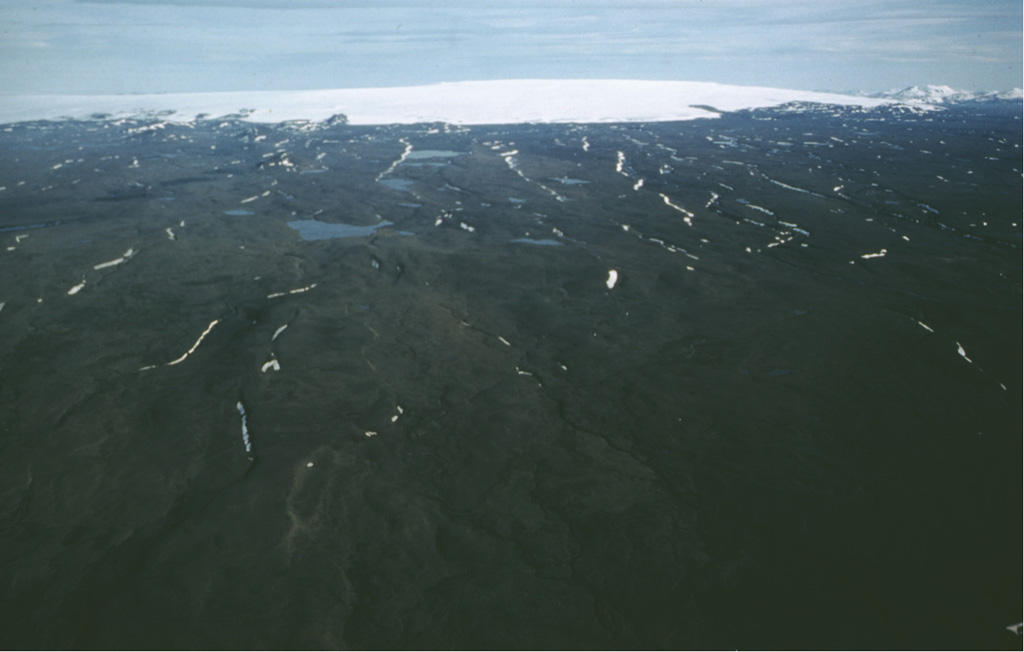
[
  {"x1": 74, "y1": 0, "x2": 397, "y2": 6},
  {"x1": 2, "y1": 0, "x2": 1020, "y2": 94}
]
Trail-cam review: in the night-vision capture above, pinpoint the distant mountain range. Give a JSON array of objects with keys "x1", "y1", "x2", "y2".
[{"x1": 868, "y1": 84, "x2": 1024, "y2": 104}]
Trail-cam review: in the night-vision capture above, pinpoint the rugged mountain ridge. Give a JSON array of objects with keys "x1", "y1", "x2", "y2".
[{"x1": 871, "y1": 84, "x2": 1023, "y2": 105}]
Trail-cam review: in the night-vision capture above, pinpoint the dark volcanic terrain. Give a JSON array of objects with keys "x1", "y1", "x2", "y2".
[{"x1": 0, "y1": 102, "x2": 1021, "y2": 649}]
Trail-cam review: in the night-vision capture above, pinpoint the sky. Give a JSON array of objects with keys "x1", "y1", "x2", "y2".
[{"x1": 0, "y1": 0, "x2": 1020, "y2": 96}]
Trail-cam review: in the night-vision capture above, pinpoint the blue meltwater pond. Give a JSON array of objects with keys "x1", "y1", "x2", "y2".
[{"x1": 287, "y1": 219, "x2": 395, "y2": 240}]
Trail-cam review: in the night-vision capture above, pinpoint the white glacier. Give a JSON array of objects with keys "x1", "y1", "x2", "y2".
[{"x1": 0, "y1": 79, "x2": 896, "y2": 126}]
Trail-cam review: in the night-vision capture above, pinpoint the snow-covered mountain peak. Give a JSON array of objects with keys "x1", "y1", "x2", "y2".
[
  {"x1": 874, "y1": 85, "x2": 1023, "y2": 105},
  {"x1": 995, "y1": 87, "x2": 1024, "y2": 100}
]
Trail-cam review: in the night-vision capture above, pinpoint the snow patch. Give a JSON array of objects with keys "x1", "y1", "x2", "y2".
[
  {"x1": 606, "y1": 269, "x2": 619, "y2": 290},
  {"x1": 93, "y1": 247, "x2": 135, "y2": 270},
  {"x1": 236, "y1": 401, "x2": 254, "y2": 459}
]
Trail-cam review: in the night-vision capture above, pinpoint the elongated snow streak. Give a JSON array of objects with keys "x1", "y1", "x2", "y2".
[
  {"x1": 615, "y1": 151, "x2": 627, "y2": 176},
  {"x1": 765, "y1": 176, "x2": 826, "y2": 198},
  {"x1": 240, "y1": 190, "x2": 272, "y2": 203},
  {"x1": 499, "y1": 150, "x2": 522, "y2": 175},
  {"x1": 861, "y1": 249, "x2": 887, "y2": 259},
  {"x1": 606, "y1": 269, "x2": 618, "y2": 289},
  {"x1": 917, "y1": 321, "x2": 934, "y2": 333},
  {"x1": 621, "y1": 222, "x2": 694, "y2": 257},
  {"x1": 706, "y1": 192, "x2": 719, "y2": 208},
  {"x1": 67, "y1": 280, "x2": 86, "y2": 296},
  {"x1": 377, "y1": 138, "x2": 412, "y2": 180},
  {"x1": 267, "y1": 282, "x2": 317, "y2": 299},
  {"x1": 236, "y1": 401, "x2": 253, "y2": 459},
  {"x1": 633, "y1": 179, "x2": 644, "y2": 191},
  {"x1": 271, "y1": 324, "x2": 288, "y2": 341},
  {"x1": 165, "y1": 227, "x2": 176, "y2": 241},
  {"x1": 660, "y1": 193, "x2": 694, "y2": 226},
  {"x1": 139, "y1": 320, "x2": 220, "y2": 371},
  {"x1": 581, "y1": 137, "x2": 590, "y2": 152},
  {"x1": 745, "y1": 204, "x2": 774, "y2": 216},
  {"x1": 495, "y1": 148, "x2": 566, "y2": 200},
  {"x1": 955, "y1": 342, "x2": 973, "y2": 364},
  {"x1": 261, "y1": 358, "x2": 280, "y2": 373},
  {"x1": 164, "y1": 319, "x2": 220, "y2": 366},
  {"x1": 779, "y1": 221, "x2": 811, "y2": 236},
  {"x1": 93, "y1": 248, "x2": 135, "y2": 270}
]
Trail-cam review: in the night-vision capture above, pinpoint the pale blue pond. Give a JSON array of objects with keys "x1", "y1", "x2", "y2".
[
  {"x1": 379, "y1": 178, "x2": 414, "y2": 192},
  {"x1": 0, "y1": 221, "x2": 60, "y2": 233},
  {"x1": 287, "y1": 219, "x2": 395, "y2": 240},
  {"x1": 510, "y1": 238, "x2": 563, "y2": 246},
  {"x1": 405, "y1": 149, "x2": 466, "y2": 160}
]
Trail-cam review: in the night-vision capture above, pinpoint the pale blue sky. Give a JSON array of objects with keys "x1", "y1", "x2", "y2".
[{"x1": 0, "y1": 0, "x2": 1020, "y2": 95}]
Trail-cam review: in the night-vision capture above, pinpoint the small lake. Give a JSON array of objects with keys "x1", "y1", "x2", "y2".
[
  {"x1": 510, "y1": 238, "x2": 563, "y2": 246},
  {"x1": 378, "y1": 178, "x2": 414, "y2": 192},
  {"x1": 405, "y1": 150, "x2": 466, "y2": 160},
  {"x1": 287, "y1": 219, "x2": 395, "y2": 240}
]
